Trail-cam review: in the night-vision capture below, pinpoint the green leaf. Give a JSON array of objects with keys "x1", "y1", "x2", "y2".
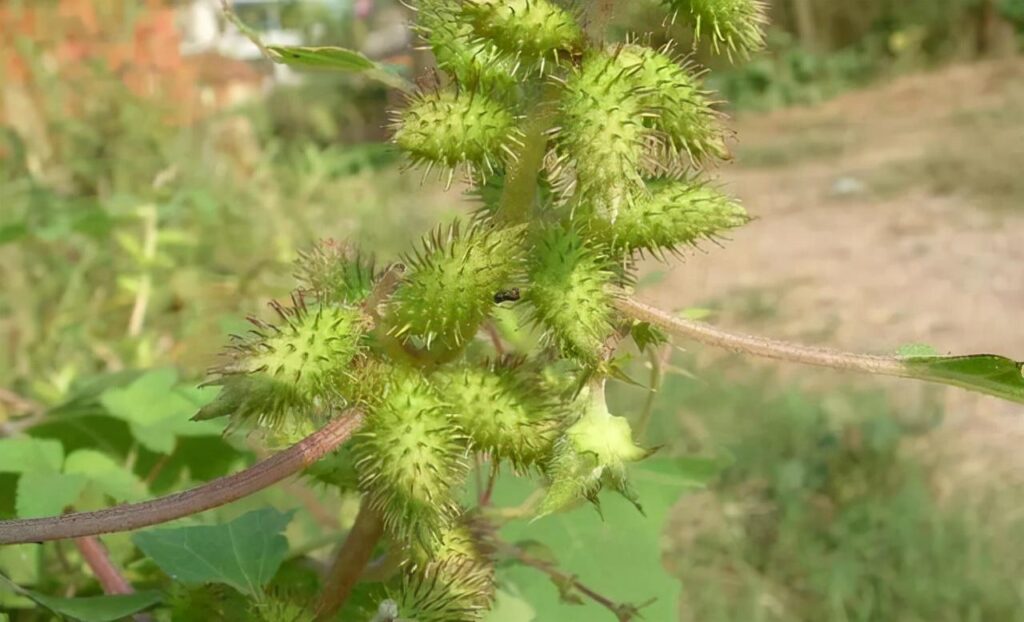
[
  {"x1": 25, "y1": 589, "x2": 161, "y2": 622},
  {"x1": 133, "y1": 508, "x2": 294, "y2": 596},
  {"x1": 99, "y1": 369, "x2": 223, "y2": 453},
  {"x1": 15, "y1": 472, "x2": 87, "y2": 518},
  {"x1": 492, "y1": 457, "x2": 717, "y2": 621},
  {"x1": 266, "y1": 46, "x2": 413, "y2": 92},
  {"x1": 64, "y1": 449, "x2": 147, "y2": 502},
  {"x1": 896, "y1": 343, "x2": 939, "y2": 357},
  {"x1": 0, "y1": 438, "x2": 63, "y2": 474},
  {"x1": 903, "y1": 354, "x2": 1024, "y2": 404}
]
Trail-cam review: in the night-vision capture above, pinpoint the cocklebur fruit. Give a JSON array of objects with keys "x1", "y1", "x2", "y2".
[
  {"x1": 392, "y1": 556, "x2": 495, "y2": 622},
  {"x1": 615, "y1": 43, "x2": 730, "y2": 164},
  {"x1": 388, "y1": 221, "x2": 526, "y2": 350},
  {"x1": 462, "y1": 0, "x2": 584, "y2": 71},
  {"x1": 526, "y1": 226, "x2": 616, "y2": 366},
  {"x1": 415, "y1": 0, "x2": 519, "y2": 95},
  {"x1": 354, "y1": 367, "x2": 468, "y2": 546},
  {"x1": 590, "y1": 178, "x2": 748, "y2": 259},
  {"x1": 392, "y1": 89, "x2": 523, "y2": 184},
  {"x1": 436, "y1": 362, "x2": 558, "y2": 472},
  {"x1": 551, "y1": 50, "x2": 654, "y2": 218},
  {"x1": 196, "y1": 296, "x2": 370, "y2": 427},
  {"x1": 538, "y1": 381, "x2": 653, "y2": 516},
  {"x1": 661, "y1": 0, "x2": 768, "y2": 59},
  {"x1": 294, "y1": 239, "x2": 377, "y2": 305}
]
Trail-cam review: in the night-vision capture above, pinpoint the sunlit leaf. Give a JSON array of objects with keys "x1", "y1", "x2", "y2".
[
  {"x1": 64, "y1": 449, "x2": 147, "y2": 502},
  {"x1": 0, "y1": 438, "x2": 63, "y2": 474},
  {"x1": 133, "y1": 508, "x2": 294, "y2": 596},
  {"x1": 266, "y1": 46, "x2": 413, "y2": 92},
  {"x1": 903, "y1": 354, "x2": 1024, "y2": 404},
  {"x1": 15, "y1": 472, "x2": 87, "y2": 518}
]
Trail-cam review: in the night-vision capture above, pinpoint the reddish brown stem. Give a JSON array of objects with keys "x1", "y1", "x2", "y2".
[
  {"x1": 315, "y1": 501, "x2": 385, "y2": 620},
  {"x1": 74, "y1": 536, "x2": 133, "y2": 595},
  {"x1": 0, "y1": 410, "x2": 365, "y2": 545}
]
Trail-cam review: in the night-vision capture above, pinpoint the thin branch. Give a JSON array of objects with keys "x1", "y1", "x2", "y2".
[
  {"x1": 0, "y1": 410, "x2": 365, "y2": 545},
  {"x1": 495, "y1": 540, "x2": 646, "y2": 621},
  {"x1": 613, "y1": 295, "x2": 910, "y2": 377},
  {"x1": 76, "y1": 535, "x2": 154, "y2": 622},
  {"x1": 315, "y1": 501, "x2": 385, "y2": 620},
  {"x1": 635, "y1": 344, "x2": 672, "y2": 439}
]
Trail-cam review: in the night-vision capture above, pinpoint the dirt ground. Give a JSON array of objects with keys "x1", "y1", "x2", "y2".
[{"x1": 637, "y1": 59, "x2": 1024, "y2": 495}]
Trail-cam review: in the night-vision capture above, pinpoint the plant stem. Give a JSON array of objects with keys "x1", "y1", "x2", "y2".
[
  {"x1": 497, "y1": 88, "x2": 558, "y2": 225},
  {"x1": 0, "y1": 410, "x2": 365, "y2": 545},
  {"x1": 75, "y1": 535, "x2": 154, "y2": 622},
  {"x1": 315, "y1": 501, "x2": 385, "y2": 620},
  {"x1": 635, "y1": 345, "x2": 671, "y2": 440},
  {"x1": 614, "y1": 295, "x2": 911, "y2": 377}
]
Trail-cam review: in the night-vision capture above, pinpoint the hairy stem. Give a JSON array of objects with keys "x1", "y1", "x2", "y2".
[
  {"x1": 0, "y1": 410, "x2": 365, "y2": 545},
  {"x1": 614, "y1": 295, "x2": 910, "y2": 376},
  {"x1": 315, "y1": 501, "x2": 385, "y2": 620},
  {"x1": 497, "y1": 88, "x2": 558, "y2": 224}
]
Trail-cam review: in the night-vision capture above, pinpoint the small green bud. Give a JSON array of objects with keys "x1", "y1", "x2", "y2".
[
  {"x1": 392, "y1": 89, "x2": 522, "y2": 185},
  {"x1": 662, "y1": 0, "x2": 767, "y2": 59},
  {"x1": 526, "y1": 226, "x2": 616, "y2": 365},
  {"x1": 197, "y1": 297, "x2": 369, "y2": 427},
  {"x1": 354, "y1": 368, "x2": 467, "y2": 546},
  {"x1": 462, "y1": 0, "x2": 584, "y2": 71},
  {"x1": 552, "y1": 51, "x2": 652, "y2": 217},
  {"x1": 389, "y1": 222, "x2": 526, "y2": 349},
  {"x1": 294, "y1": 239, "x2": 377, "y2": 305},
  {"x1": 616, "y1": 43, "x2": 730, "y2": 163},
  {"x1": 437, "y1": 363, "x2": 557, "y2": 471},
  {"x1": 539, "y1": 381, "x2": 653, "y2": 516},
  {"x1": 590, "y1": 179, "x2": 748, "y2": 259}
]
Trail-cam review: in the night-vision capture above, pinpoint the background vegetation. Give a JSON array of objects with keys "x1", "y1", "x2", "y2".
[{"x1": 1, "y1": 0, "x2": 1022, "y2": 620}]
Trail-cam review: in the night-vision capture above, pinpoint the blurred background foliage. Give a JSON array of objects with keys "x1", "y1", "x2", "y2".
[{"x1": 0, "y1": 0, "x2": 1022, "y2": 619}]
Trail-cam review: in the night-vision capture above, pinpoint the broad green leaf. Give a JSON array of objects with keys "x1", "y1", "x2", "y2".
[
  {"x1": 15, "y1": 472, "x2": 87, "y2": 518},
  {"x1": 133, "y1": 508, "x2": 294, "y2": 596},
  {"x1": 266, "y1": 46, "x2": 414, "y2": 92},
  {"x1": 0, "y1": 438, "x2": 64, "y2": 474},
  {"x1": 492, "y1": 457, "x2": 721, "y2": 621},
  {"x1": 27, "y1": 590, "x2": 161, "y2": 622},
  {"x1": 64, "y1": 449, "x2": 147, "y2": 502},
  {"x1": 903, "y1": 354, "x2": 1024, "y2": 404},
  {"x1": 99, "y1": 369, "x2": 223, "y2": 453}
]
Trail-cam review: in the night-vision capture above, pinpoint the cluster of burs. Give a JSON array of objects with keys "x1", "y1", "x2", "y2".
[{"x1": 199, "y1": 0, "x2": 766, "y2": 619}]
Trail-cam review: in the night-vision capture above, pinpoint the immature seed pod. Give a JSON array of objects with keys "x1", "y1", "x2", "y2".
[
  {"x1": 294, "y1": 239, "x2": 377, "y2": 305},
  {"x1": 354, "y1": 368, "x2": 467, "y2": 546},
  {"x1": 392, "y1": 556, "x2": 495, "y2": 622},
  {"x1": 590, "y1": 179, "x2": 748, "y2": 259},
  {"x1": 196, "y1": 296, "x2": 369, "y2": 427},
  {"x1": 392, "y1": 89, "x2": 522, "y2": 185},
  {"x1": 462, "y1": 0, "x2": 584, "y2": 71},
  {"x1": 416, "y1": 0, "x2": 519, "y2": 95},
  {"x1": 526, "y1": 226, "x2": 616, "y2": 365},
  {"x1": 539, "y1": 381, "x2": 653, "y2": 516},
  {"x1": 552, "y1": 51, "x2": 653, "y2": 217},
  {"x1": 436, "y1": 362, "x2": 558, "y2": 471},
  {"x1": 615, "y1": 43, "x2": 730, "y2": 164},
  {"x1": 662, "y1": 0, "x2": 767, "y2": 59},
  {"x1": 388, "y1": 221, "x2": 526, "y2": 349}
]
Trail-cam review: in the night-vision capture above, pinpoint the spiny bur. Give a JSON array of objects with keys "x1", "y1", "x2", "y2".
[
  {"x1": 526, "y1": 226, "x2": 616, "y2": 365},
  {"x1": 388, "y1": 222, "x2": 525, "y2": 350},
  {"x1": 392, "y1": 89, "x2": 523, "y2": 186},
  {"x1": 354, "y1": 367, "x2": 467, "y2": 546},
  {"x1": 662, "y1": 0, "x2": 768, "y2": 59},
  {"x1": 462, "y1": 0, "x2": 584, "y2": 72}
]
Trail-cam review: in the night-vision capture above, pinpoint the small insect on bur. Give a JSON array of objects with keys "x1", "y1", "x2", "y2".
[{"x1": 494, "y1": 288, "x2": 521, "y2": 303}]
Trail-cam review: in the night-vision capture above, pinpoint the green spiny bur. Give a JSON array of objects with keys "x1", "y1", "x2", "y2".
[
  {"x1": 416, "y1": 0, "x2": 519, "y2": 94},
  {"x1": 552, "y1": 50, "x2": 652, "y2": 217},
  {"x1": 294, "y1": 239, "x2": 377, "y2": 305},
  {"x1": 539, "y1": 381, "x2": 653, "y2": 516},
  {"x1": 591, "y1": 179, "x2": 748, "y2": 258},
  {"x1": 462, "y1": 0, "x2": 584, "y2": 70},
  {"x1": 392, "y1": 555, "x2": 495, "y2": 622},
  {"x1": 662, "y1": 0, "x2": 767, "y2": 59},
  {"x1": 616, "y1": 43, "x2": 730, "y2": 163},
  {"x1": 392, "y1": 89, "x2": 523, "y2": 184},
  {"x1": 389, "y1": 221, "x2": 526, "y2": 349},
  {"x1": 354, "y1": 367, "x2": 467, "y2": 546},
  {"x1": 197, "y1": 297, "x2": 369, "y2": 427},
  {"x1": 436, "y1": 363, "x2": 557, "y2": 472},
  {"x1": 526, "y1": 226, "x2": 616, "y2": 365}
]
